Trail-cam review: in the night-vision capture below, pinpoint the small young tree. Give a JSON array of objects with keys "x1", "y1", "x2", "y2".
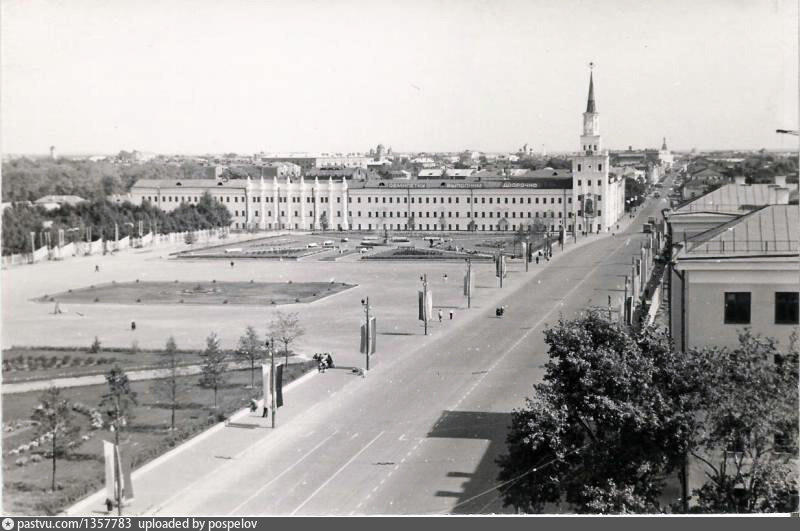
[
  {"x1": 198, "y1": 332, "x2": 227, "y2": 409},
  {"x1": 236, "y1": 325, "x2": 262, "y2": 389},
  {"x1": 99, "y1": 365, "x2": 138, "y2": 513},
  {"x1": 319, "y1": 211, "x2": 329, "y2": 231},
  {"x1": 438, "y1": 212, "x2": 447, "y2": 231},
  {"x1": 269, "y1": 311, "x2": 305, "y2": 366},
  {"x1": 150, "y1": 336, "x2": 188, "y2": 430},
  {"x1": 32, "y1": 386, "x2": 81, "y2": 491},
  {"x1": 184, "y1": 231, "x2": 196, "y2": 245},
  {"x1": 407, "y1": 213, "x2": 416, "y2": 231},
  {"x1": 89, "y1": 336, "x2": 102, "y2": 353}
]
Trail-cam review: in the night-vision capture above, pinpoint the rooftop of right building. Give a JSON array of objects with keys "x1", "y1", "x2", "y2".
[{"x1": 677, "y1": 204, "x2": 799, "y2": 259}]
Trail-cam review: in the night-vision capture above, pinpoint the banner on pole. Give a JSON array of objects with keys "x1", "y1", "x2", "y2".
[
  {"x1": 261, "y1": 363, "x2": 272, "y2": 410},
  {"x1": 463, "y1": 269, "x2": 473, "y2": 297},
  {"x1": 495, "y1": 255, "x2": 507, "y2": 278},
  {"x1": 103, "y1": 440, "x2": 115, "y2": 501},
  {"x1": 418, "y1": 290, "x2": 433, "y2": 322},
  {"x1": 360, "y1": 317, "x2": 378, "y2": 354},
  {"x1": 275, "y1": 364, "x2": 284, "y2": 408}
]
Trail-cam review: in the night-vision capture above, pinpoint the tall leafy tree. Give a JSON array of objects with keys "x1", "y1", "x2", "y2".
[
  {"x1": 199, "y1": 332, "x2": 227, "y2": 409},
  {"x1": 496, "y1": 312, "x2": 692, "y2": 513},
  {"x1": 32, "y1": 386, "x2": 81, "y2": 491}
]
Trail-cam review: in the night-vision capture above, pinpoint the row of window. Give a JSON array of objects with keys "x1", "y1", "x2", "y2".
[
  {"x1": 143, "y1": 194, "x2": 575, "y2": 206},
  {"x1": 575, "y1": 179, "x2": 603, "y2": 186},
  {"x1": 723, "y1": 292, "x2": 799, "y2": 325},
  {"x1": 233, "y1": 209, "x2": 569, "y2": 220}
]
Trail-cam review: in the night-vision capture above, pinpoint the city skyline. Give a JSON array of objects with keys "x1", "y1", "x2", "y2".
[{"x1": 1, "y1": 0, "x2": 798, "y2": 156}]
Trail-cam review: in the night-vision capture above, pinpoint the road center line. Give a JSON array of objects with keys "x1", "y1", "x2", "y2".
[
  {"x1": 289, "y1": 431, "x2": 384, "y2": 515},
  {"x1": 229, "y1": 430, "x2": 338, "y2": 515}
]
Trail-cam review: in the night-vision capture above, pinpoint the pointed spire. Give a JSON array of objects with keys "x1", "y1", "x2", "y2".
[
  {"x1": 661, "y1": 137, "x2": 668, "y2": 150},
  {"x1": 586, "y1": 63, "x2": 596, "y2": 113}
]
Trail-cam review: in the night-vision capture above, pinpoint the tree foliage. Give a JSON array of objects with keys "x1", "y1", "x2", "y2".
[
  {"x1": 496, "y1": 313, "x2": 690, "y2": 513},
  {"x1": 2, "y1": 192, "x2": 230, "y2": 255},
  {"x1": 99, "y1": 365, "x2": 138, "y2": 431},
  {"x1": 269, "y1": 311, "x2": 304, "y2": 366},
  {"x1": 497, "y1": 313, "x2": 799, "y2": 514},
  {"x1": 236, "y1": 326, "x2": 263, "y2": 389}
]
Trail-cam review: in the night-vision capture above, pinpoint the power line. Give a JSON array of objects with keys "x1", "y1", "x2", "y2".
[{"x1": 430, "y1": 442, "x2": 592, "y2": 515}]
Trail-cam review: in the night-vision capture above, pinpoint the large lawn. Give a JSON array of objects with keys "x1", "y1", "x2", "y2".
[
  {"x1": 1, "y1": 360, "x2": 315, "y2": 516},
  {"x1": 35, "y1": 281, "x2": 355, "y2": 306}
]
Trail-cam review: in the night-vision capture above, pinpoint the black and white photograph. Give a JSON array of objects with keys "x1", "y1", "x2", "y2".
[{"x1": 1, "y1": 0, "x2": 798, "y2": 520}]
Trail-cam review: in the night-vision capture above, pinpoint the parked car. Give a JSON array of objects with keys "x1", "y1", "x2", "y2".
[
  {"x1": 307, "y1": 242, "x2": 318, "y2": 248},
  {"x1": 323, "y1": 240, "x2": 334, "y2": 247},
  {"x1": 341, "y1": 237, "x2": 349, "y2": 242}
]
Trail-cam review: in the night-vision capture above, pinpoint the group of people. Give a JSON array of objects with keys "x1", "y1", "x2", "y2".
[{"x1": 313, "y1": 352, "x2": 335, "y2": 373}]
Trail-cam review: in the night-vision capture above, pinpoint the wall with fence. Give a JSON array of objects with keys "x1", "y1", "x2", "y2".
[{"x1": 1, "y1": 227, "x2": 238, "y2": 268}]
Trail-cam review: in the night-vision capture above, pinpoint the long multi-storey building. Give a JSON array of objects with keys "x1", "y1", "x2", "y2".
[{"x1": 130, "y1": 70, "x2": 625, "y2": 233}]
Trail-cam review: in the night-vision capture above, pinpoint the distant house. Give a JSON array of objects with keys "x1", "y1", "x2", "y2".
[{"x1": 33, "y1": 195, "x2": 87, "y2": 211}]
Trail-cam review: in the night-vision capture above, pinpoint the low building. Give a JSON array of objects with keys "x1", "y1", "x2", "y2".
[{"x1": 669, "y1": 204, "x2": 799, "y2": 352}]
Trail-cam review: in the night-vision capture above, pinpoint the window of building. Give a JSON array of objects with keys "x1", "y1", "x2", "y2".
[
  {"x1": 535, "y1": 198, "x2": 540, "y2": 204},
  {"x1": 598, "y1": 164, "x2": 602, "y2": 171},
  {"x1": 568, "y1": 197, "x2": 573, "y2": 204},
  {"x1": 597, "y1": 180, "x2": 601, "y2": 186},
  {"x1": 597, "y1": 195, "x2": 602, "y2": 202},
  {"x1": 775, "y1": 292, "x2": 799, "y2": 324},
  {"x1": 578, "y1": 164, "x2": 582, "y2": 172},
  {"x1": 597, "y1": 210, "x2": 601, "y2": 216},
  {"x1": 455, "y1": 197, "x2": 459, "y2": 203},
  {"x1": 578, "y1": 180, "x2": 582, "y2": 186},
  {"x1": 433, "y1": 198, "x2": 437, "y2": 204},
  {"x1": 724, "y1": 292, "x2": 751, "y2": 324},
  {"x1": 426, "y1": 198, "x2": 430, "y2": 204},
  {"x1": 505, "y1": 198, "x2": 509, "y2": 204},
  {"x1": 550, "y1": 198, "x2": 555, "y2": 204},
  {"x1": 481, "y1": 197, "x2": 485, "y2": 204},
  {"x1": 558, "y1": 198, "x2": 562, "y2": 204}
]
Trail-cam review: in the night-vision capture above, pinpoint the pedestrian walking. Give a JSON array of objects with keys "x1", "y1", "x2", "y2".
[
  {"x1": 438, "y1": 309, "x2": 443, "y2": 322},
  {"x1": 130, "y1": 321, "x2": 136, "y2": 331},
  {"x1": 249, "y1": 399, "x2": 258, "y2": 413},
  {"x1": 53, "y1": 302, "x2": 62, "y2": 315},
  {"x1": 95, "y1": 265, "x2": 100, "y2": 272},
  {"x1": 325, "y1": 353, "x2": 334, "y2": 369},
  {"x1": 449, "y1": 310, "x2": 453, "y2": 320},
  {"x1": 230, "y1": 261, "x2": 235, "y2": 268},
  {"x1": 443, "y1": 274, "x2": 448, "y2": 283},
  {"x1": 535, "y1": 256, "x2": 539, "y2": 265},
  {"x1": 262, "y1": 405, "x2": 269, "y2": 418}
]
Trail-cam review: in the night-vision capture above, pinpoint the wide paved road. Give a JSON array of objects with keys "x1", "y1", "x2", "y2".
[{"x1": 147, "y1": 193, "x2": 670, "y2": 516}]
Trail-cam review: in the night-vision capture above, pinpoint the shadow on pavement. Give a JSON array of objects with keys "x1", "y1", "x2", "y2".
[{"x1": 426, "y1": 410, "x2": 514, "y2": 514}]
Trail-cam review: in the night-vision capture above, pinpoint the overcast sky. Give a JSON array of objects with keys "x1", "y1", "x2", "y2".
[{"x1": 1, "y1": 0, "x2": 797, "y2": 156}]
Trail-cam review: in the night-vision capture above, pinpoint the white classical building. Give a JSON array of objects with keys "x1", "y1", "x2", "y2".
[{"x1": 130, "y1": 69, "x2": 625, "y2": 234}]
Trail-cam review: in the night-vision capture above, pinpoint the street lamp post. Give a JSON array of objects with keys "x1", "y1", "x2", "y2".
[
  {"x1": 361, "y1": 297, "x2": 371, "y2": 371},
  {"x1": 265, "y1": 338, "x2": 276, "y2": 429},
  {"x1": 465, "y1": 259, "x2": 472, "y2": 308},
  {"x1": 420, "y1": 274, "x2": 428, "y2": 336}
]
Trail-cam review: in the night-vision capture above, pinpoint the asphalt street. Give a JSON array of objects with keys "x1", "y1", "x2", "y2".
[{"x1": 132, "y1": 191, "x2": 670, "y2": 516}]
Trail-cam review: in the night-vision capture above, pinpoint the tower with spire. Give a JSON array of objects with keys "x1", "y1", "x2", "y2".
[
  {"x1": 659, "y1": 136, "x2": 674, "y2": 168},
  {"x1": 572, "y1": 64, "x2": 624, "y2": 234}
]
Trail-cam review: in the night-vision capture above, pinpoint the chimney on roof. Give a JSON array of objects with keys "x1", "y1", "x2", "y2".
[
  {"x1": 775, "y1": 186, "x2": 790, "y2": 204},
  {"x1": 774, "y1": 175, "x2": 786, "y2": 187},
  {"x1": 734, "y1": 175, "x2": 746, "y2": 185}
]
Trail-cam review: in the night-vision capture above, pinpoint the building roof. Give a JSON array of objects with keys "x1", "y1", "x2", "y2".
[
  {"x1": 586, "y1": 71, "x2": 596, "y2": 113},
  {"x1": 34, "y1": 195, "x2": 86, "y2": 205},
  {"x1": 673, "y1": 183, "x2": 793, "y2": 215},
  {"x1": 305, "y1": 167, "x2": 366, "y2": 178},
  {"x1": 418, "y1": 169, "x2": 444, "y2": 178},
  {"x1": 678, "y1": 205, "x2": 798, "y2": 259},
  {"x1": 132, "y1": 179, "x2": 247, "y2": 189},
  {"x1": 691, "y1": 167, "x2": 724, "y2": 179}
]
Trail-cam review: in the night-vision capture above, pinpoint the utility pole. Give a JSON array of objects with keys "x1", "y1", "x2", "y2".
[
  {"x1": 466, "y1": 259, "x2": 472, "y2": 308},
  {"x1": 421, "y1": 274, "x2": 429, "y2": 336},
  {"x1": 270, "y1": 337, "x2": 276, "y2": 429},
  {"x1": 362, "y1": 297, "x2": 371, "y2": 371},
  {"x1": 524, "y1": 240, "x2": 529, "y2": 272}
]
